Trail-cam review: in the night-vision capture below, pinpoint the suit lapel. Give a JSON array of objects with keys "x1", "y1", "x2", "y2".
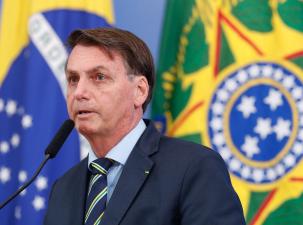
[{"x1": 101, "y1": 121, "x2": 161, "y2": 225}]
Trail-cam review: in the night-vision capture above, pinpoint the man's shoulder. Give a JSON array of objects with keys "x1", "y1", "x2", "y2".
[
  {"x1": 159, "y1": 135, "x2": 219, "y2": 158},
  {"x1": 143, "y1": 120, "x2": 219, "y2": 159}
]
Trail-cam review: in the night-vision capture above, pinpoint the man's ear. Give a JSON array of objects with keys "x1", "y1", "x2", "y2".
[{"x1": 134, "y1": 76, "x2": 149, "y2": 108}]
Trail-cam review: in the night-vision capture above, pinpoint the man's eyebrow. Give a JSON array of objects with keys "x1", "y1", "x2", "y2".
[
  {"x1": 65, "y1": 68, "x2": 77, "y2": 75},
  {"x1": 88, "y1": 66, "x2": 109, "y2": 73},
  {"x1": 66, "y1": 65, "x2": 108, "y2": 75}
]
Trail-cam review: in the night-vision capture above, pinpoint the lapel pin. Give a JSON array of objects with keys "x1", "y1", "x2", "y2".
[{"x1": 144, "y1": 170, "x2": 150, "y2": 175}]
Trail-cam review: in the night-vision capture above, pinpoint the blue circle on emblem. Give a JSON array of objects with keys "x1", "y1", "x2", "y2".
[{"x1": 208, "y1": 62, "x2": 303, "y2": 184}]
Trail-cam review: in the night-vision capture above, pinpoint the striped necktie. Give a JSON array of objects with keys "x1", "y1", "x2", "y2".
[{"x1": 85, "y1": 158, "x2": 113, "y2": 225}]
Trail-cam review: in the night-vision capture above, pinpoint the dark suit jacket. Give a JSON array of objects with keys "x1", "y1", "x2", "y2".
[{"x1": 44, "y1": 120, "x2": 246, "y2": 225}]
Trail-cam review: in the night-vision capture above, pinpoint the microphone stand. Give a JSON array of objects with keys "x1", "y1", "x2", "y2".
[{"x1": 0, "y1": 154, "x2": 51, "y2": 210}]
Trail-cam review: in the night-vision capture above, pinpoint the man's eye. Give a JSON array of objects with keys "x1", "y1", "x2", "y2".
[
  {"x1": 95, "y1": 73, "x2": 105, "y2": 81},
  {"x1": 67, "y1": 76, "x2": 79, "y2": 85},
  {"x1": 96, "y1": 73, "x2": 105, "y2": 81}
]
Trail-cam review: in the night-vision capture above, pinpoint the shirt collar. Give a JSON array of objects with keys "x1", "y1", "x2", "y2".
[{"x1": 88, "y1": 119, "x2": 146, "y2": 167}]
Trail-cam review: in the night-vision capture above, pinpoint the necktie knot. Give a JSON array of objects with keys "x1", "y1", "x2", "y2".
[{"x1": 89, "y1": 158, "x2": 113, "y2": 175}]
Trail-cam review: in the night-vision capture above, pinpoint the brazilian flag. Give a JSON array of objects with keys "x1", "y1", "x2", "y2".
[
  {"x1": 0, "y1": 1, "x2": 113, "y2": 224},
  {"x1": 153, "y1": 0, "x2": 303, "y2": 224}
]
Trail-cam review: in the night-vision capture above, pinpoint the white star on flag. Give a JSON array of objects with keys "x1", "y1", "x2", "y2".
[
  {"x1": 0, "y1": 167, "x2": 11, "y2": 184},
  {"x1": 240, "y1": 166, "x2": 251, "y2": 179},
  {"x1": 282, "y1": 75, "x2": 295, "y2": 89},
  {"x1": 225, "y1": 78, "x2": 237, "y2": 92},
  {"x1": 219, "y1": 147, "x2": 231, "y2": 161},
  {"x1": 6, "y1": 100, "x2": 17, "y2": 116},
  {"x1": 217, "y1": 89, "x2": 229, "y2": 102},
  {"x1": 18, "y1": 170, "x2": 28, "y2": 183},
  {"x1": 213, "y1": 133, "x2": 225, "y2": 147},
  {"x1": 32, "y1": 196, "x2": 45, "y2": 211},
  {"x1": 230, "y1": 158, "x2": 241, "y2": 171},
  {"x1": 11, "y1": 134, "x2": 20, "y2": 148},
  {"x1": 276, "y1": 164, "x2": 285, "y2": 176},
  {"x1": 252, "y1": 169, "x2": 264, "y2": 182},
  {"x1": 284, "y1": 154, "x2": 296, "y2": 168},
  {"x1": 292, "y1": 86, "x2": 303, "y2": 100},
  {"x1": 22, "y1": 115, "x2": 33, "y2": 129},
  {"x1": 35, "y1": 176, "x2": 48, "y2": 191},
  {"x1": 273, "y1": 68, "x2": 284, "y2": 81},
  {"x1": 293, "y1": 142, "x2": 303, "y2": 155},
  {"x1": 248, "y1": 64, "x2": 260, "y2": 77},
  {"x1": 237, "y1": 95, "x2": 257, "y2": 118},
  {"x1": 254, "y1": 117, "x2": 272, "y2": 139},
  {"x1": 264, "y1": 89, "x2": 283, "y2": 111},
  {"x1": 15, "y1": 206, "x2": 22, "y2": 220},
  {"x1": 210, "y1": 117, "x2": 223, "y2": 131},
  {"x1": 262, "y1": 65, "x2": 273, "y2": 77},
  {"x1": 212, "y1": 102, "x2": 224, "y2": 115},
  {"x1": 241, "y1": 135, "x2": 260, "y2": 158},
  {"x1": 237, "y1": 70, "x2": 248, "y2": 83},
  {"x1": 273, "y1": 117, "x2": 291, "y2": 141},
  {"x1": 0, "y1": 141, "x2": 9, "y2": 154},
  {"x1": 266, "y1": 169, "x2": 277, "y2": 181}
]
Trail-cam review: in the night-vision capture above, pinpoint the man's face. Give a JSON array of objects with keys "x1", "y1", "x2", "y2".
[{"x1": 66, "y1": 44, "x2": 143, "y2": 139}]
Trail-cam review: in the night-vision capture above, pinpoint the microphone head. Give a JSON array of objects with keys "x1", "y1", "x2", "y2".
[{"x1": 44, "y1": 119, "x2": 75, "y2": 158}]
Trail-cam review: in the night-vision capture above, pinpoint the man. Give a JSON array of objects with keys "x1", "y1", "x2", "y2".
[{"x1": 44, "y1": 27, "x2": 246, "y2": 225}]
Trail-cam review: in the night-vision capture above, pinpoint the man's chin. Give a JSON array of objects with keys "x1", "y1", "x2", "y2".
[{"x1": 75, "y1": 123, "x2": 96, "y2": 136}]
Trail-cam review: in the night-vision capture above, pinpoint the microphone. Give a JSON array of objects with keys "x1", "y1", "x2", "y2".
[
  {"x1": 45, "y1": 119, "x2": 75, "y2": 158},
  {"x1": 0, "y1": 119, "x2": 75, "y2": 210}
]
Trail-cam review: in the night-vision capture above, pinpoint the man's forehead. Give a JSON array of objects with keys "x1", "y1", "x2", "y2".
[
  {"x1": 65, "y1": 44, "x2": 129, "y2": 74},
  {"x1": 70, "y1": 44, "x2": 122, "y2": 59}
]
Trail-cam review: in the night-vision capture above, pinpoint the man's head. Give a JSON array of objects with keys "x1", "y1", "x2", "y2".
[
  {"x1": 65, "y1": 28, "x2": 154, "y2": 148},
  {"x1": 67, "y1": 27, "x2": 155, "y2": 112}
]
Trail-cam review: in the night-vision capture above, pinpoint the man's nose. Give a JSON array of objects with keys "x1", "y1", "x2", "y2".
[{"x1": 73, "y1": 78, "x2": 90, "y2": 100}]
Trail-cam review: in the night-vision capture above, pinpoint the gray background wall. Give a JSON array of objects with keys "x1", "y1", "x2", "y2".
[{"x1": 114, "y1": 0, "x2": 166, "y2": 64}]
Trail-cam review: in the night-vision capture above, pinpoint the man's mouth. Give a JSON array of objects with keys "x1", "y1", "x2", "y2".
[
  {"x1": 76, "y1": 110, "x2": 94, "y2": 118},
  {"x1": 78, "y1": 110, "x2": 91, "y2": 115}
]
